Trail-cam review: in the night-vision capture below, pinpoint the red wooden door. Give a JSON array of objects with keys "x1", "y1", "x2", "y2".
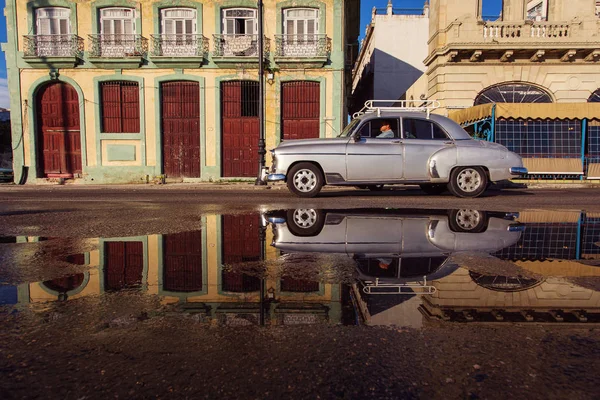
[
  {"x1": 222, "y1": 214, "x2": 261, "y2": 292},
  {"x1": 161, "y1": 81, "x2": 201, "y2": 178},
  {"x1": 281, "y1": 81, "x2": 320, "y2": 140},
  {"x1": 37, "y1": 82, "x2": 82, "y2": 177},
  {"x1": 104, "y1": 241, "x2": 144, "y2": 291},
  {"x1": 163, "y1": 230, "x2": 203, "y2": 292},
  {"x1": 221, "y1": 81, "x2": 259, "y2": 177}
]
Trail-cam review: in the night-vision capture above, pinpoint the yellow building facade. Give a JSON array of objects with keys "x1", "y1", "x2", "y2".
[{"x1": 3, "y1": 0, "x2": 360, "y2": 184}]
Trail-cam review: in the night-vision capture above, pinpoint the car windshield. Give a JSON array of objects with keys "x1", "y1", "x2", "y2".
[{"x1": 337, "y1": 118, "x2": 361, "y2": 137}]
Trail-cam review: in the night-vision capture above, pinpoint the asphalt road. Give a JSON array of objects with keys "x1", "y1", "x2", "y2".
[{"x1": 0, "y1": 184, "x2": 599, "y2": 237}]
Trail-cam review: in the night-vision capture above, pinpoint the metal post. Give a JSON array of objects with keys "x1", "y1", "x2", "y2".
[
  {"x1": 258, "y1": 224, "x2": 267, "y2": 325},
  {"x1": 255, "y1": 0, "x2": 267, "y2": 185},
  {"x1": 581, "y1": 118, "x2": 588, "y2": 180}
]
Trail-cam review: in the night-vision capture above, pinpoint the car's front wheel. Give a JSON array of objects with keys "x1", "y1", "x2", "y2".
[
  {"x1": 287, "y1": 162, "x2": 324, "y2": 198},
  {"x1": 447, "y1": 166, "x2": 488, "y2": 198}
]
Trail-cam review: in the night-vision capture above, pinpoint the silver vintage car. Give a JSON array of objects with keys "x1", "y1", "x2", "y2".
[{"x1": 266, "y1": 101, "x2": 527, "y2": 198}]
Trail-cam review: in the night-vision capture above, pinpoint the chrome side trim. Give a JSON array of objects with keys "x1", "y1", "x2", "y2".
[
  {"x1": 267, "y1": 174, "x2": 286, "y2": 182},
  {"x1": 509, "y1": 167, "x2": 528, "y2": 175}
]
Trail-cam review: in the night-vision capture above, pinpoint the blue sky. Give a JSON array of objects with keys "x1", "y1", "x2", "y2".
[{"x1": 0, "y1": 0, "x2": 503, "y2": 110}]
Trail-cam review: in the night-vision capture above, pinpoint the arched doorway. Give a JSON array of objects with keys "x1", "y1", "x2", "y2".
[
  {"x1": 474, "y1": 82, "x2": 553, "y2": 105},
  {"x1": 36, "y1": 81, "x2": 82, "y2": 177},
  {"x1": 160, "y1": 81, "x2": 201, "y2": 178}
]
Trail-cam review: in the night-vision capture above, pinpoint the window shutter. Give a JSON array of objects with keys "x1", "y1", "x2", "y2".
[
  {"x1": 225, "y1": 18, "x2": 234, "y2": 34},
  {"x1": 37, "y1": 17, "x2": 51, "y2": 35},
  {"x1": 59, "y1": 19, "x2": 69, "y2": 34},
  {"x1": 124, "y1": 19, "x2": 133, "y2": 35},
  {"x1": 121, "y1": 83, "x2": 140, "y2": 133},
  {"x1": 101, "y1": 82, "x2": 122, "y2": 133},
  {"x1": 163, "y1": 19, "x2": 173, "y2": 35},
  {"x1": 185, "y1": 19, "x2": 193, "y2": 34},
  {"x1": 101, "y1": 82, "x2": 139, "y2": 133},
  {"x1": 286, "y1": 20, "x2": 294, "y2": 35},
  {"x1": 175, "y1": 20, "x2": 183, "y2": 35},
  {"x1": 245, "y1": 18, "x2": 254, "y2": 35},
  {"x1": 307, "y1": 19, "x2": 315, "y2": 35}
]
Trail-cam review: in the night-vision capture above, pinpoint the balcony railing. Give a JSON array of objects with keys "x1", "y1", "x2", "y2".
[
  {"x1": 275, "y1": 34, "x2": 331, "y2": 58},
  {"x1": 150, "y1": 34, "x2": 209, "y2": 57},
  {"x1": 212, "y1": 34, "x2": 269, "y2": 57},
  {"x1": 88, "y1": 34, "x2": 148, "y2": 57},
  {"x1": 483, "y1": 21, "x2": 571, "y2": 41},
  {"x1": 23, "y1": 34, "x2": 84, "y2": 58}
]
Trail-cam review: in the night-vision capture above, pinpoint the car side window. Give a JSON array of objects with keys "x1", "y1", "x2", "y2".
[
  {"x1": 358, "y1": 118, "x2": 399, "y2": 139},
  {"x1": 402, "y1": 118, "x2": 449, "y2": 140}
]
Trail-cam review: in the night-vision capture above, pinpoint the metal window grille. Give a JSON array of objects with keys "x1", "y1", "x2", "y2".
[
  {"x1": 581, "y1": 216, "x2": 600, "y2": 260},
  {"x1": 222, "y1": 81, "x2": 259, "y2": 118},
  {"x1": 475, "y1": 83, "x2": 553, "y2": 105},
  {"x1": 494, "y1": 223, "x2": 578, "y2": 261},
  {"x1": 586, "y1": 126, "x2": 600, "y2": 171},
  {"x1": 495, "y1": 119, "x2": 581, "y2": 158}
]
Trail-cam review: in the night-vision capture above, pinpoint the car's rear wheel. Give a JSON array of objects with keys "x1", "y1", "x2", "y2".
[
  {"x1": 287, "y1": 163, "x2": 324, "y2": 198},
  {"x1": 420, "y1": 184, "x2": 446, "y2": 195},
  {"x1": 447, "y1": 166, "x2": 488, "y2": 198}
]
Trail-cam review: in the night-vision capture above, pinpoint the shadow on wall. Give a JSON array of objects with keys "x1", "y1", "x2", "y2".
[
  {"x1": 351, "y1": 49, "x2": 424, "y2": 115},
  {"x1": 0, "y1": 120, "x2": 12, "y2": 170}
]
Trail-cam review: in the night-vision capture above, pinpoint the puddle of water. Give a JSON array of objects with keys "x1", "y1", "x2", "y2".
[{"x1": 2, "y1": 208, "x2": 600, "y2": 328}]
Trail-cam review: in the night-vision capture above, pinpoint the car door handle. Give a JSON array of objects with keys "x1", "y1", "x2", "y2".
[
  {"x1": 391, "y1": 140, "x2": 402, "y2": 144},
  {"x1": 444, "y1": 141, "x2": 454, "y2": 145}
]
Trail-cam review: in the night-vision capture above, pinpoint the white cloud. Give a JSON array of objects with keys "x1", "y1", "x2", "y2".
[{"x1": 0, "y1": 77, "x2": 9, "y2": 109}]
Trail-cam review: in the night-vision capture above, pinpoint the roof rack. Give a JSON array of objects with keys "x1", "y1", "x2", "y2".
[{"x1": 352, "y1": 99, "x2": 441, "y2": 119}]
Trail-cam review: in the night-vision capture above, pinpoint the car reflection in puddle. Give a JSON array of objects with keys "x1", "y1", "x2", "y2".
[{"x1": 2, "y1": 209, "x2": 600, "y2": 328}]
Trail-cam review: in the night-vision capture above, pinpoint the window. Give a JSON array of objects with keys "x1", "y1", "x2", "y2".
[
  {"x1": 36, "y1": 7, "x2": 70, "y2": 35},
  {"x1": 100, "y1": 7, "x2": 135, "y2": 35},
  {"x1": 358, "y1": 119, "x2": 399, "y2": 139},
  {"x1": 222, "y1": 8, "x2": 257, "y2": 34},
  {"x1": 527, "y1": 0, "x2": 547, "y2": 21},
  {"x1": 100, "y1": 81, "x2": 140, "y2": 133},
  {"x1": 283, "y1": 8, "x2": 319, "y2": 37},
  {"x1": 474, "y1": 83, "x2": 553, "y2": 105},
  {"x1": 402, "y1": 119, "x2": 448, "y2": 140},
  {"x1": 589, "y1": 89, "x2": 600, "y2": 103},
  {"x1": 161, "y1": 8, "x2": 196, "y2": 35}
]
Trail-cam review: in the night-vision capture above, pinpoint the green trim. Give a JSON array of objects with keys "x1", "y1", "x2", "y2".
[
  {"x1": 87, "y1": 58, "x2": 144, "y2": 69},
  {"x1": 98, "y1": 236, "x2": 149, "y2": 293},
  {"x1": 26, "y1": 0, "x2": 78, "y2": 35},
  {"x1": 27, "y1": 75, "x2": 88, "y2": 179},
  {"x1": 153, "y1": 73, "x2": 206, "y2": 177},
  {"x1": 331, "y1": 70, "x2": 343, "y2": 136},
  {"x1": 212, "y1": 74, "x2": 259, "y2": 179},
  {"x1": 153, "y1": 0, "x2": 203, "y2": 35},
  {"x1": 106, "y1": 144, "x2": 136, "y2": 161},
  {"x1": 22, "y1": 57, "x2": 79, "y2": 68},
  {"x1": 93, "y1": 74, "x2": 146, "y2": 166},
  {"x1": 17, "y1": 284, "x2": 31, "y2": 304},
  {"x1": 331, "y1": 0, "x2": 343, "y2": 68},
  {"x1": 157, "y1": 218, "x2": 209, "y2": 298},
  {"x1": 39, "y1": 271, "x2": 91, "y2": 297},
  {"x1": 4, "y1": 0, "x2": 25, "y2": 183},
  {"x1": 214, "y1": 0, "x2": 258, "y2": 33},
  {"x1": 275, "y1": 75, "x2": 326, "y2": 145},
  {"x1": 275, "y1": 0, "x2": 326, "y2": 36},
  {"x1": 276, "y1": 279, "x2": 325, "y2": 297},
  {"x1": 91, "y1": 0, "x2": 141, "y2": 35}
]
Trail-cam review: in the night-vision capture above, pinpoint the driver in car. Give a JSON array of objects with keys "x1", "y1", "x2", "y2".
[{"x1": 377, "y1": 120, "x2": 394, "y2": 138}]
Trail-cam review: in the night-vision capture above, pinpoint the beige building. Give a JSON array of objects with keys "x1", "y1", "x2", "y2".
[{"x1": 411, "y1": 0, "x2": 600, "y2": 112}]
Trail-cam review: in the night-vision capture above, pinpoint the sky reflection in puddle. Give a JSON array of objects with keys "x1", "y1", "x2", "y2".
[{"x1": 1, "y1": 208, "x2": 600, "y2": 327}]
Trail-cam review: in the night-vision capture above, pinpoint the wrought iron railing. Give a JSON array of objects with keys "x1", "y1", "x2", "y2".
[
  {"x1": 274, "y1": 34, "x2": 331, "y2": 58},
  {"x1": 23, "y1": 34, "x2": 84, "y2": 58},
  {"x1": 212, "y1": 34, "x2": 269, "y2": 57},
  {"x1": 150, "y1": 34, "x2": 209, "y2": 57},
  {"x1": 88, "y1": 34, "x2": 148, "y2": 57}
]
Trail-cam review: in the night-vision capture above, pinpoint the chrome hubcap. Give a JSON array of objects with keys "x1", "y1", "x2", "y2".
[
  {"x1": 293, "y1": 209, "x2": 317, "y2": 228},
  {"x1": 457, "y1": 168, "x2": 482, "y2": 193},
  {"x1": 293, "y1": 169, "x2": 317, "y2": 192},
  {"x1": 455, "y1": 209, "x2": 481, "y2": 230}
]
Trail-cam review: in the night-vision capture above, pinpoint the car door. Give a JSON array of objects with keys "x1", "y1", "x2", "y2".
[
  {"x1": 401, "y1": 117, "x2": 456, "y2": 180},
  {"x1": 345, "y1": 118, "x2": 404, "y2": 181}
]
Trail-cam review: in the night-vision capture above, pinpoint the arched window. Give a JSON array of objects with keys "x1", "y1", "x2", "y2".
[
  {"x1": 474, "y1": 83, "x2": 553, "y2": 105},
  {"x1": 588, "y1": 89, "x2": 600, "y2": 103}
]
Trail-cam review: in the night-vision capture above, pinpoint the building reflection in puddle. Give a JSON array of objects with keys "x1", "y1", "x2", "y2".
[{"x1": 6, "y1": 209, "x2": 600, "y2": 327}]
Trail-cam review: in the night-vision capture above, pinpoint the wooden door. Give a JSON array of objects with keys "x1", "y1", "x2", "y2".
[
  {"x1": 163, "y1": 230, "x2": 203, "y2": 292},
  {"x1": 104, "y1": 241, "x2": 144, "y2": 291},
  {"x1": 37, "y1": 81, "x2": 82, "y2": 177},
  {"x1": 221, "y1": 81, "x2": 259, "y2": 177},
  {"x1": 161, "y1": 81, "x2": 201, "y2": 178},
  {"x1": 221, "y1": 214, "x2": 261, "y2": 292},
  {"x1": 281, "y1": 81, "x2": 320, "y2": 140}
]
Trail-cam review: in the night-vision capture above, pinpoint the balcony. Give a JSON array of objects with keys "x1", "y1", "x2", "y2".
[
  {"x1": 212, "y1": 34, "x2": 270, "y2": 67},
  {"x1": 88, "y1": 34, "x2": 148, "y2": 69},
  {"x1": 22, "y1": 34, "x2": 83, "y2": 68},
  {"x1": 150, "y1": 34, "x2": 209, "y2": 68},
  {"x1": 483, "y1": 21, "x2": 572, "y2": 42},
  {"x1": 274, "y1": 34, "x2": 331, "y2": 68}
]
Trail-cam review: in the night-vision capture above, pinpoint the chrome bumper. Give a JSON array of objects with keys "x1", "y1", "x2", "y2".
[
  {"x1": 267, "y1": 174, "x2": 286, "y2": 182},
  {"x1": 509, "y1": 167, "x2": 528, "y2": 175}
]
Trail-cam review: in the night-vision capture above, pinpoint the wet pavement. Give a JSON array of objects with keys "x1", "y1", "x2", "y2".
[{"x1": 1, "y1": 206, "x2": 600, "y2": 399}]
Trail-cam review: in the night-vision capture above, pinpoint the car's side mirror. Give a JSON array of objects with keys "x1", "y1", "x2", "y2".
[{"x1": 352, "y1": 132, "x2": 361, "y2": 142}]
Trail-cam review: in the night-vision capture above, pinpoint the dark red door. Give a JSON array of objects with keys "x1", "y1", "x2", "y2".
[
  {"x1": 104, "y1": 241, "x2": 144, "y2": 291},
  {"x1": 37, "y1": 82, "x2": 82, "y2": 177},
  {"x1": 281, "y1": 81, "x2": 320, "y2": 140},
  {"x1": 221, "y1": 81, "x2": 259, "y2": 177},
  {"x1": 161, "y1": 81, "x2": 201, "y2": 178},
  {"x1": 222, "y1": 214, "x2": 261, "y2": 292},
  {"x1": 163, "y1": 231, "x2": 203, "y2": 292}
]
